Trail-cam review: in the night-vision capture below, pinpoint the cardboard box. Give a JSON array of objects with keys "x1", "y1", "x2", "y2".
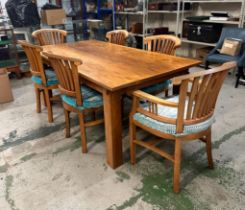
[
  {"x1": 0, "y1": 68, "x2": 14, "y2": 103},
  {"x1": 41, "y1": 9, "x2": 66, "y2": 26}
]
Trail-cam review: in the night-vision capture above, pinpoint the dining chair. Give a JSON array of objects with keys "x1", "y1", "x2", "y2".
[
  {"x1": 18, "y1": 40, "x2": 59, "y2": 123},
  {"x1": 129, "y1": 61, "x2": 236, "y2": 193},
  {"x1": 32, "y1": 29, "x2": 67, "y2": 46},
  {"x1": 43, "y1": 52, "x2": 104, "y2": 153},
  {"x1": 142, "y1": 35, "x2": 181, "y2": 96},
  {"x1": 106, "y1": 30, "x2": 129, "y2": 46},
  {"x1": 205, "y1": 27, "x2": 245, "y2": 88}
]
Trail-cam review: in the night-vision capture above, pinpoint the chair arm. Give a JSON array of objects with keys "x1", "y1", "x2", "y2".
[{"x1": 133, "y1": 90, "x2": 178, "y2": 108}]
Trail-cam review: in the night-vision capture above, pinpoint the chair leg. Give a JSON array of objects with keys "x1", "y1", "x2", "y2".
[
  {"x1": 42, "y1": 90, "x2": 47, "y2": 107},
  {"x1": 35, "y1": 86, "x2": 41, "y2": 113},
  {"x1": 206, "y1": 130, "x2": 214, "y2": 169},
  {"x1": 129, "y1": 118, "x2": 136, "y2": 165},
  {"x1": 173, "y1": 139, "x2": 182, "y2": 193},
  {"x1": 78, "y1": 112, "x2": 88, "y2": 153},
  {"x1": 204, "y1": 61, "x2": 209, "y2": 70},
  {"x1": 235, "y1": 66, "x2": 244, "y2": 88},
  {"x1": 64, "y1": 109, "x2": 71, "y2": 138},
  {"x1": 164, "y1": 89, "x2": 169, "y2": 98},
  {"x1": 44, "y1": 89, "x2": 53, "y2": 123},
  {"x1": 91, "y1": 110, "x2": 96, "y2": 121}
]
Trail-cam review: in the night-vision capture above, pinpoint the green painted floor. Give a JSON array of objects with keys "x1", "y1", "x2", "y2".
[{"x1": 0, "y1": 74, "x2": 245, "y2": 210}]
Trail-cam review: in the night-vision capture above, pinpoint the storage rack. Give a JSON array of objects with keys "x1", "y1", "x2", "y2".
[
  {"x1": 113, "y1": 0, "x2": 190, "y2": 48},
  {"x1": 113, "y1": 0, "x2": 149, "y2": 48},
  {"x1": 180, "y1": 0, "x2": 245, "y2": 47},
  {"x1": 147, "y1": 0, "x2": 184, "y2": 36},
  {"x1": 0, "y1": 27, "x2": 21, "y2": 78}
]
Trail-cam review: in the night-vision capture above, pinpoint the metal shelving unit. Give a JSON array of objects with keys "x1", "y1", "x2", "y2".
[
  {"x1": 113, "y1": 0, "x2": 149, "y2": 48},
  {"x1": 113, "y1": 0, "x2": 187, "y2": 48},
  {"x1": 0, "y1": 27, "x2": 21, "y2": 78},
  {"x1": 180, "y1": 0, "x2": 245, "y2": 46}
]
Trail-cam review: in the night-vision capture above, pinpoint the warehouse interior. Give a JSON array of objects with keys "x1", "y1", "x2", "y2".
[{"x1": 0, "y1": 1, "x2": 245, "y2": 210}]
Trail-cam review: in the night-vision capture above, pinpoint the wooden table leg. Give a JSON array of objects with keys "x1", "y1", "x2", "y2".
[{"x1": 103, "y1": 90, "x2": 123, "y2": 169}]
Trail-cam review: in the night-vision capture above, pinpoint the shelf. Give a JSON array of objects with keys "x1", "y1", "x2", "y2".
[
  {"x1": 183, "y1": 0, "x2": 242, "y2": 3},
  {"x1": 149, "y1": 10, "x2": 191, "y2": 14},
  {"x1": 184, "y1": 19, "x2": 240, "y2": 25},
  {"x1": 115, "y1": 11, "x2": 144, "y2": 15},
  {"x1": 0, "y1": 59, "x2": 17, "y2": 68},
  {"x1": 131, "y1": 33, "x2": 152, "y2": 37},
  {"x1": 100, "y1": 8, "x2": 113, "y2": 13},
  {"x1": 0, "y1": 40, "x2": 12, "y2": 45},
  {"x1": 182, "y1": 38, "x2": 216, "y2": 47}
]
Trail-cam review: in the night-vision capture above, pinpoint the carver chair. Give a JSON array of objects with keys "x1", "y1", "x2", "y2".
[
  {"x1": 18, "y1": 40, "x2": 59, "y2": 123},
  {"x1": 43, "y1": 52, "x2": 104, "y2": 153},
  {"x1": 205, "y1": 27, "x2": 245, "y2": 88},
  {"x1": 129, "y1": 61, "x2": 236, "y2": 193},
  {"x1": 32, "y1": 29, "x2": 67, "y2": 46},
  {"x1": 142, "y1": 35, "x2": 181, "y2": 96},
  {"x1": 106, "y1": 30, "x2": 129, "y2": 46}
]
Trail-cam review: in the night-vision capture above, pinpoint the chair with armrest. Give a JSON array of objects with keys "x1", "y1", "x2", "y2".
[
  {"x1": 142, "y1": 35, "x2": 181, "y2": 96},
  {"x1": 205, "y1": 27, "x2": 245, "y2": 88},
  {"x1": 129, "y1": 61, "x2": 236, "y2": 193},
  {"x1": 106, "y1": 30, "x2": 129, "y2": 46},
  {"x1": 32, "y1": 29, "x2": 67, "y2": 46},
  {"x1": 18, "y1": 40, "x2": 59, "y2": 123},
  {"x1": 43, "y1": 52, "x2": 104, "y2": 153}
]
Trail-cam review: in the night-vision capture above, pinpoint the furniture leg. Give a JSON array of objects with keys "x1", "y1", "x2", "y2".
[
  {"x1": 235, "y1": 66, "x2": 244, "y2": 88},
  {"x1": 35, "y1": 86, "x2": 41, "y2": 113},
  {"x1": 64, "y1": 109, "x2": 71, "y2": 138},
  {"x1": 130, "y1": 118, "x2": 136, "y2": 165},
  {"x1": 48, "y1": 90, "x2": 53, "y2": 104},
  {"x1": 42, "y1": 90, "x2": 47, "y2": 107},
  {"x1": 103, "y1": 90, "x2": 123, "y2": 169},
  {"x1": 204, "y1": 61, "x2": 209, "y2": 70},
  {"x1": 173, "y1": 139, "x2": 182, "y2": 193},
  {"x1": 44, "y1": 89, "x2": 53, "y2": 123},
  {"x1": 78, "y1": 112, "x2": 87, "y2": 153},
  {"x1": 206, "y1": 130, "x2": 214, "y2": 169}
]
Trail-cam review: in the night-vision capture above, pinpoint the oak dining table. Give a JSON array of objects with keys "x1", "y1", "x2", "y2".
[{"x1": 43, "y1": 40, "x2": 201, "y2": 169}]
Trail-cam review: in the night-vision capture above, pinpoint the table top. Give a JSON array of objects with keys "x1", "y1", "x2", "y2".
[{"x1": 43, "y1": 40, "x2": 201, "y2": 91}]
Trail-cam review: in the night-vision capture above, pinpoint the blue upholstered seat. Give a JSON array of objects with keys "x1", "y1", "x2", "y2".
[
  {"x1": 207, "y1": 53, "x2": 239, "y2": 64},
  {"x1": 141, "y1": 80, "x2": 171, "y2": 94},
  {"x1": 133, "y1": 96, "x2": 215, "y2": 136},
  {"x1": 61, "y1": 85, "x2": 103, "y2": 110},
  {"x1": 31, "y1": 69, "x2": 58, "y2": 86}
]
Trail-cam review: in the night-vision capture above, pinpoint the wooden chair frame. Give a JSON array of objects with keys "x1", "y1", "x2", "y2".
[
  {"x1": 144, "y1": 35, "x2": 181, "y2": 55},
  {"x1": 144, "y1": 35, "x2": 182, "y2": 96},
  {"x1": 18, "y1": 40, "x2": 60, "y2": 123},
  {"x1": 129, "y1": 61, "x2": 236, "y2": 193},
  {"x1": 106, "y1": 30, "x2": 129, "y2": 46},
  {"x1": 43, "y1": 52, "x2": 104, "y2": 153},
  {"x1": 32, "y1": 29, "x2": 67, "y2": 46}
]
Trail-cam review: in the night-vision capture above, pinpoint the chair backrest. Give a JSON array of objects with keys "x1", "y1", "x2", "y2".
[
  {"x1": 42, "y1": 52, "x2": 83, "y2": 106},
  {"x1": 135, "y1": 62, "x2": 236, "y2": 134},
  {"x1": 106, "y1": 30, "x2": 129, "y2": 46},
  {"x1": 32, "y1": 29, "x2": 67, "y2": 46},
  {"x1": 175, "y1": 61, "x2": 236, "y2": 133},
  {"x1": 18, "y1": 40, "x2": 47, "y2": 85},
  {"x1": 144, "y1": 35, "x2": 181, "y2": 55},
  {"x1": 216, "y1": 27, "x2": 245, "y2": 53}
]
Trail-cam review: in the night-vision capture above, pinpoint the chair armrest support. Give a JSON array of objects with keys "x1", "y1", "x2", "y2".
[{"x1": 133, "y1": 90, "x2": 178, "y2": 108}]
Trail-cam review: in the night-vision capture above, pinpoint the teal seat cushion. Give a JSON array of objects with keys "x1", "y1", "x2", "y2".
[
  {"x1": 141, "y1": 80, "x2": 171, "y2": 94},
  {"x1": 61, "y1": 85, "x2": 103, "y2": 110},
  {"x1": 32, "y1": 69, "x2": 58, "y2": 86},
  {"x1": 133, "y1": 96, "x2": 215, "y2": 136}
]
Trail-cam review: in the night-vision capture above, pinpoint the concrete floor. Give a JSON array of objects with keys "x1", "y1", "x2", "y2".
[{"x1": 1, "y1": 73, "x2": 245, "y2": 210}]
